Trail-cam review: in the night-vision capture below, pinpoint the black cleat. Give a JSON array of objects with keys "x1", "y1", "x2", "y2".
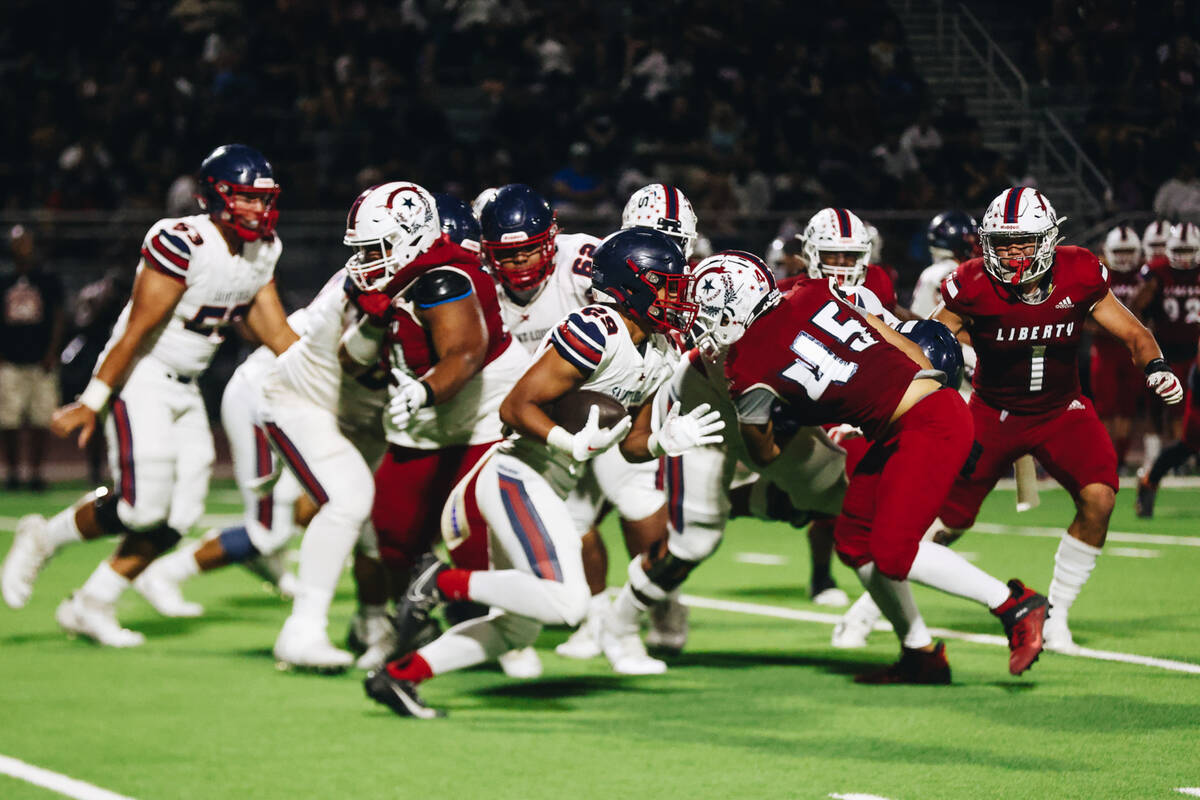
[
  {"x1": 1135, "y1": 475, "x2": 1157, "y2": 519},
  {"x1": 992, "y1": 579, "x2": 1047, "y2": 675},
  {"x1": 392, "y1": 553, "x2": 448, "y2": 652},
  {"x1": 855, "y1": 641, "x2": 952, "y2": 685},
  {"x1": 364, "y1": 670, "x2": 444, "y2": 719}
]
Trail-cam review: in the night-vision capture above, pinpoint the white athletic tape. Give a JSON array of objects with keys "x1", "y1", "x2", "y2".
[{"x1": 0, "y1": 754, "x2": 135, "y2": 800}]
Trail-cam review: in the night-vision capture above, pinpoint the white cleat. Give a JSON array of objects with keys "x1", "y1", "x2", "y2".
[
  {"x1": 555, "y1": 619, "x2": 603, "y2": 660},
  {"x1": 55, "y1": 593, "x2": 145, "y2": 647},
  {"x1": 133, "y1": 565, "x2": 203, "y2": 618},
  {"x1": 831, "y1": 592, "x2": 882, "y2": 649},
  {"x1": 2, "y1": 514, "x2": 53, "y2": 609},
  {"x1": 1042, "y1": 616, "x2": 1080, "y2": 654},
  {"x1": 498, "y1": 647, "x2": 544, "y2": 679},
  {"x1": 273, "y1": 617, "x2": 354, "y2": 672},
  {"x1": 600, "y1": 614, "x2": 667, "y2": 675},
  {"x1": 645, "y1": 594, "x2": 689, "y2": 654},
  {"x1": 354, "y1": 613, "x2": 398, "y2": 672},
  {"x1": 811, "y1": 586, "x2": 850, "y2": 608}
]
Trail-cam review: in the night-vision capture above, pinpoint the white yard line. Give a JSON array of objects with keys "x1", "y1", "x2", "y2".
[
  {"x1": 971, "y1": 522, "x2": 1200, "y2": 548},
  {"x1": 1106, "y1": 547, "x2": 1161, "y2": 559},
  {"x1": 679, "y1": 594, "x2": 1200, "y2": 675},
  {"x1": 0, "y1": 755, "x2": 135, "y2": 800},
  {"x1": 1175, "y1": 789, "x2": 1200, "y2": 797},
  {"x1": 829, "y1": 794, "x2": 895, "y2": 800},
  {"x1": 734, "y1": 552, "x2": 788, "y2": 565}
]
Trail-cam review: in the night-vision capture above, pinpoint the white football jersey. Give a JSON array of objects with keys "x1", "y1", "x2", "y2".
[
  {"x1": 269, "y1": 269, "x2": 358, "y2": 411},
  {"x1": 910, "y1": 258, "x2": 959, "y2": 318},
  {"x1": 102, "y1": 214, "x2": 281, "y2": 378},
  {"x1": 500, "y1": 232, "x2": 600, "y2": 349},
  {"x1": 505, "y1": 303, "x2": 677, "y2": 497}
]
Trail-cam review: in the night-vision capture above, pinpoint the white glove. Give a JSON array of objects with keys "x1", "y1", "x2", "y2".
[
  {"x1": 826, "y1": 423, "x2": 863, "y2": 446},
  {"x1": 546, "y1": 405, "x2": 633, "y2": 462},
  {"x1": 1146, "y1": 360, "x2": 1184, "y2": 405},
  {"x1": 648, "y1": 402, "x2": 726, "y2": 457},
  {"x1": 387, "y1": 367, "x2": 432, "y2": 430}
]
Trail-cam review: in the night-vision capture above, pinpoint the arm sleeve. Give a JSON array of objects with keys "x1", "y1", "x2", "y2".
[{"x1": 735, "y1": 386, "x2": 778, "y2": 425}]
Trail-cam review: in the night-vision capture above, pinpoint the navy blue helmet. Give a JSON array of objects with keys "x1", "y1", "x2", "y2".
[
  {"x1": 590, "y1": 228, "x2": 695, "y2": 335},
  {"x1": 433, "y1": 193, "x2": 482, "y2": 255},
  {"x1": 479, "y1": 184, "x2": 558, "y2": 291},
  {"x1": 196, "y1": 144, "x2": 279, "y2": 241},
  {"x1": 927, "y1": 210, "x2": 979, "y2": 261},
  {"x1": 898, "y1": 319, "x2": 965, "y2": 389}
]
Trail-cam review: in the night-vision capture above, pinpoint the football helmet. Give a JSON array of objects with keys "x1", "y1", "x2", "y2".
[
  {"x1": 433, "y1": 193, "x2": 481, "y2": 254},
  {"x1": 691, "y1": 251, "x2": 782, "y2": 361},
  {"x1": 863, "y1": 220, "x2": 883, "y2": 264},
  {"x1": 479, "y1": 184, "x2": 558, "y2": 292},
  {"x1": 1143, "y1": 220, "x2": 1171, "y2": 260},
  {"x1": 803, "y1": 208, "x2": 872, "y2": 286},
  {"x1": 621, "y1": 184, "x2": 699, "y2": 259},
  {"x1": 927, "y1": 210, "x2": 980, "y2": 262},
  {"x1": 1102, "y1": 225, "x2": 1141, "y2": 272},
  {"x1": 1166, "y1": 222, "x2": 1200, "y2": 270},
  {"x1": 979, "y1": 187, "x2": 1065, "y2": 303},
  {"x1": 897, "y1": 319, "x2": 965, "y2": 390},
  {"x1": 196, "y1": 144, "x2": 280, "y2": 241},
  {"x1": 342, "y1": 182, "x2": 440, "y2": 292},
  {"x1": 590, "y1": 228, "x2": 695, "y2": 336},
  {"x1": 471, "y1": 187, "x2": 498, "y2": 222}
]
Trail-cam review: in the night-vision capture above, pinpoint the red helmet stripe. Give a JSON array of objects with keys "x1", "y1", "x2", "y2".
[{"x1": 346, "y1": 188, "x2": 371, "y2": 231}]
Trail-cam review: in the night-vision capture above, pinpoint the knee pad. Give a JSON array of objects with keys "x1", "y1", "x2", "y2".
[
  {"x1": 93, "y1": 488, "x2": 129, "y2": 535},
  {"x1": 641, "y1": 541, "x2": 699, "y2": 594},
  {"x1": 135, "y1": 525, "x2": 183, "y2": 554},
  {"x1": 667, "y1": 517, "x2": 723, "y2": 563},
  {"x1": 218, "y1": 526, "x2": 261, "y2": 563}
]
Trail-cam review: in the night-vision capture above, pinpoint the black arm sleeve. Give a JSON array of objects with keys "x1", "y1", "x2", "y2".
[{"x1": 410, "y1": 268, "x2": 474, "y2": 309}]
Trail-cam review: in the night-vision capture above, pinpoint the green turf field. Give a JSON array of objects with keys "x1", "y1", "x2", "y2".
[{"x1": 2, "y1": 482, "x2": 1198, "y2": 800}]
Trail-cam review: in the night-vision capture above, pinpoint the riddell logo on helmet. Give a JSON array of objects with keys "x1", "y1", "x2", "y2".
[{"x1": 500, "y1": 232, "x2": 529, "y2": 243}]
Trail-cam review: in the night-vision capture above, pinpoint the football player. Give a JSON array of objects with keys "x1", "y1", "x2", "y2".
[
  {"x1": 1143, "y1": 220, "x2": 1171, "y2": 262},
  {"x1": 1, "y1": 145, "x2": 297, "y2": 646},
  {"x1": 1133, "y1": 221, "x2": 1200, "y2": 516},
  {"x1": 910, "y1": 210, "x2": 981, "y2": 318},
  {"x1": 930, "y1": 188, "x2": 1182, "y2": 652},
  {"x1": 1089, "y1": 225, "x2": 1145, "y2": 471},
  {"x1": 364, "y1": 228, "x2": 723, "y2": 717}
]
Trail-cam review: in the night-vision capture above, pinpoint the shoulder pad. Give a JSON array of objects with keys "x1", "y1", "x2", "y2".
[{"x1": 410, "y1": 268, "x2": 474, "y2": 309}]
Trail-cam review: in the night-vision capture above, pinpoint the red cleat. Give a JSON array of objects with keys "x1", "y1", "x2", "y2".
[
  {"x1": 855, "y1": 640, "x2": 952, "y2": 685},
  {"x1": 992, "y1": 579, "x2": 1047, "y2": 675}
]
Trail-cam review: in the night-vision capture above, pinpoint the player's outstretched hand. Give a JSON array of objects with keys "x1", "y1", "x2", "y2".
[
  {"x1": 649, "y1": 402, "x2": 726, "y2": 457},
  {"x1": 51, "y1": 402, "x2": 97, "y2": 448},
  {"x1": 1146, "y1": 360, "x2": 1184, "y2": 405}
]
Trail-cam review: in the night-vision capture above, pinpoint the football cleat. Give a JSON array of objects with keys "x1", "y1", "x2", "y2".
[
  {"x1": 831, "y1": 592, "x2": 882, "y2": 649},
  {"x1": 991, "y1": 579, "x2": 1048, "y2": 675},
  {"x1": 2, "y1": 513, "x2": 53, "y2": 609},
  {"x1": 393, "y1": 553, "x2": 448, "y2": 652},
  {"x1": 855, "y1": 641, "x2": 952, "y2": 685},
  {"x1": 600, "y1": 611, "x2": 667, "y2": 675},
  {"x1": 1134, "y1": 473, "x2": 1157, "y2": 519},
  {"x1": 364, "y1": 670, "x2": 445, "y2": 719},
  {"x1": 645, "y1": 593, "x2": 690, "y2": 654},
  {"x1": 55, "y1": 593, "x2": 145, "y2": 648},
  {"x1": 132, "y1": 564, "x2": 203, "y2": 618},
  {"x1": 810, "y1": 575, "x2": 850, "y2": 608},
  {"x1": 352, "y1": 610, "x2": 400, "y2": 672},
  {"x1": 273, "y1": 616, "x2": 354, "y2": 672},
  {"x1": 498, "y1": 647, "x2": 543, "y2": 679},
  {"x1": 556, "y1": 614, "x2": 603, "y2": 660},
  {"x1": 1042, "y1": 612, "x2": 1080, "y2": 654}
]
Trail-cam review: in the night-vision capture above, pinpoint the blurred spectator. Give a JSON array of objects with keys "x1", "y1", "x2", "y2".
[
  {"x1": 900, "y1": 109, "x2": 943, "y2": 164},
  {"x1": 1034, "y1": 0, "x2": 1088, "y2": 87},
  {"x1": 1153, "y1": 154, "x2": 1200, "y2": 225},
  {"x1": 871, "y1": 130, "x2": 920, "y2": 182},
  {"x1": 548, "y1": 142, "x2": 607, "y2": 213},
  {"x1": 0, "y1": 226, "x2": 65, "y2": 491}
]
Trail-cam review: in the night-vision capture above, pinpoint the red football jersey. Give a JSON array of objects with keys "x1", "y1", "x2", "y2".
[
  {"x1": 941, "y1": 246, "x2": 1108, "y2": 414},
  {"x1": 384, "y1": 241, "x2": 512, "y2": 376},
  {"x1": 777, "y1": 264, "x2": 897, "y2": 311},
  {"x1": 724, "y1": 279, "x2": 919, "y2": 440},
  {"x1": 1139, "y1": 255, "x2": 1200, "y2": 361}
]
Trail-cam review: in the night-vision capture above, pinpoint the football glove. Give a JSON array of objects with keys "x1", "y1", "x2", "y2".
[
  {"x1": 648, "y1": 402, "x2": 726, "y2": 457},
  {"x1": 1146, "y1": 359, "x2": 1184, "y2": 405},
  {"x1": 546, "y1": 405, "x2": 633, "y2": 462},
  {"x1": 344, "y1": 276, "x2": 392, "y2": 322},
  {"x1": 387, "y1": 367, "x2": 434, "y2": 430}
]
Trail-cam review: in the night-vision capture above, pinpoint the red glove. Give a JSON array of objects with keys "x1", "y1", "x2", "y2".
[{"x1": 345, "y1": 277, "x2": 392, "y2": 321}]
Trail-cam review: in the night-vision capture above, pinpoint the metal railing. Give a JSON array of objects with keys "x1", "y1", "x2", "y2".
[{"x1": 953, "y1": 4, "x2": 1029, "y2": 111}]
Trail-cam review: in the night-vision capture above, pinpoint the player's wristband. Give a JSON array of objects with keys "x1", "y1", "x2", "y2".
[
  {"x1": 78, "y1": 378, "x2": 112, "y2": 413},
  {"x1": 546, "y1": 425, "x2": 575, "y2": 455},
  {"x1": 418, "y1": 380, "x2": 435, "y2": 408},
  {"x1": 1144, "y1": 357, "x2": 1171, "y2": 376}
]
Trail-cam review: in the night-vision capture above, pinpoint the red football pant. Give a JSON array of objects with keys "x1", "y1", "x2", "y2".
[
  {"x1": 939, "y1": 394, "x2": 1118, "y2": 530},
  {"x1": 834, "y1": 389, "x2": 973, "y2": 580},
  {"x1": 372, "y1": 442, "x2": 497, "y2": 574}
]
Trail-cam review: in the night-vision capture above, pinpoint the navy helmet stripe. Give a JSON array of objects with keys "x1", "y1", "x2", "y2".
[
  {"x1": 661, "y1": 184, "x2": 678, "y2": 220},
  {"x1": 1004, "y1": 187, "x2": 1025, "y2": 223},
  {"x1": 834, "y1": 208, "x2": 852, "y2": 237}
]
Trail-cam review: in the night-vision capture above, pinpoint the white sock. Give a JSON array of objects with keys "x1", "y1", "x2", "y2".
[
  {"x1": 607, "y1": 583, "x2": 647, "y2": 635},
  {"x1": 156, "y1": 540, "x2": 202, "y2": 583},
  {"x1": 420, "y1": 611, "x2": 541, "y2": 676},
  {"x1": 292, "y1": 507, "x2": 360, "y2": 624},
  {"x1": 45, "y1": 506, "x2": 85, "y2": 550},
  {"x1": 1048, "y1": 533, "x2": 1101, "y2": 623},
  {"x1": 856, "y1": 564, "x2": 932, "y2": 650},
  {"x1": 292, "y1": 584, "x2": 335, "y2": 625},
  {"x1": 80, "y1": 561, "x2": 130, "y2": 605},
  {"x1": 586, "y1": 591, "x2": 610, "y2": 622},
  {"x1": 626, "y1": 556, "x2": 668, "y2": 603},
  {"x1": 907, "y1": 541, "x2": 1011, "y2": 609}
]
